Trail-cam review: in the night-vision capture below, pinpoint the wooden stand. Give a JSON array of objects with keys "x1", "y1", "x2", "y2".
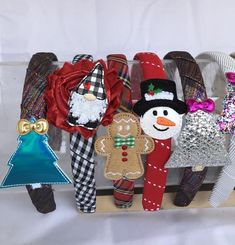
[{"x1": 96, "y1": 191, "x2": 235, "y2": 213}]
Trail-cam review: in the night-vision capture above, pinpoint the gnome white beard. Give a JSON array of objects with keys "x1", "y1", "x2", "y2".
[{"x1": 70, "y1": 92, "x2": 107, "y2": 125}]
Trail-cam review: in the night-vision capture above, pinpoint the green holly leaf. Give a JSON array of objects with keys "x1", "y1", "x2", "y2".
[
  {"x1": 154, "y1": 88, "x2": 162, "y2": 94},
  {"x1": 148, "y1": 83, "x2": 155, "y2": 91}
]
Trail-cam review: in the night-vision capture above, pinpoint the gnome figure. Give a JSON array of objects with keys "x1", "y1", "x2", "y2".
[
  {"x1": 68, "y1": 63, "x2": 107, "y2": 130},
  {"x1": 133, "y1": 79, "x2": 187, "y2": 211}
]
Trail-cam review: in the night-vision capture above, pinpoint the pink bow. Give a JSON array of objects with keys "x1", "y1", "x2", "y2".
[
  {"x1": 186, "y1": 99, "x2": 215, "y2": 113},
  {"x1": 225, "y1": 72, "x2": 235, "y2": 84}
]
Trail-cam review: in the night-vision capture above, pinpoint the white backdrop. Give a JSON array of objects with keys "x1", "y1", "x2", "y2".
[
  {"x1": 1, "y1": 1, "x2": 235, "y2": 245},
  {"x1": 0, "y1": 0, "x2": 235, "y2": 60}
]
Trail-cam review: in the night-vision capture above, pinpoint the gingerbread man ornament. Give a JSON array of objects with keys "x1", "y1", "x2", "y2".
[{"x1": 95, "y1": 113, "x2": 154, "y2": 180}]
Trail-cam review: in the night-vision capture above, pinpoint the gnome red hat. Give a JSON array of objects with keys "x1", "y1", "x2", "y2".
[{"x1": 68, "y1": 62, "x2": 108, "y2": 129}]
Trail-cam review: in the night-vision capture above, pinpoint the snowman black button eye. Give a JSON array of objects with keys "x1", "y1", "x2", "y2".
[
  {"x1": 163, "y1": 110, "x2": 168, "y2": 116},
  {"x1": 152, "y1": 110, "x2": 158, "y2": 116}
]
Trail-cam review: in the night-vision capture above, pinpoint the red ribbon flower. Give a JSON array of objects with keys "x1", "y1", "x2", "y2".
[{"x1": 45, "y1": 59, "x2": 122, "y2": 138}]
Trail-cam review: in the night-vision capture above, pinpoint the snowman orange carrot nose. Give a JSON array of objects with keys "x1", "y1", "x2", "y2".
[{"x1": 156, "y1": 117, "x2": 176, "y2": 126}]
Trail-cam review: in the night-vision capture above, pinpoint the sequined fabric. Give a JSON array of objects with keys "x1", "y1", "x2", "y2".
[
  {"x1": 218, "y1": 84, "x2": 235, "y2": 134},
  {"x1": 164, "y1": 51, "x2": 230, "y2": 207},
  {"x1": 164, "y1": 51, "x2": 230, "y2": 169},
  {"x1": 166, "y1": 110, "x2": 230, "y2": 168}
]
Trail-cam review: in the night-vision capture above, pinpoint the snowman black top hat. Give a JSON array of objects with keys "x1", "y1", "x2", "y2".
[{"x1": 133, "y1": 79, "x2": 187, "y2": 116}]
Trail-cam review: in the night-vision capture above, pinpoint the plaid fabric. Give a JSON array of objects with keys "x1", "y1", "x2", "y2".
[
  {"x1": 164, "y1": 53, "x2": 207, "y2": 101},
  {"x1": 73, "y1": 54, "x2": 93, "y2": 63},
  {"x1": 114, "y1": 136, "x2": 135, "y2": 148},
  {"x1": 75, "y1": 63, "x2": 106, "y2": 100},
  {"x1": 21, "y1": 52, "x2": 59, "y2": 213},
  {"x1": 21, "y1": 53, "x2": 58, "y2": 119},
  {"x1": 107, "y1": 55, "x2": 132, "y2": 111},
  {"x1": 70, "y1": 133, "x2": 96, "y2": 213},
  {"x1": 69, "y1": 54, "x2": 97, "y2": 213},
  {"x1": 107, "y1": 54, "x2": 135, "y2": 208},
  {"x1": 113, "y1": 179, "x2": 135, "y2": 208},
  {"x1": 164, "y1": 51, "x2": 208, "y2": 206}
]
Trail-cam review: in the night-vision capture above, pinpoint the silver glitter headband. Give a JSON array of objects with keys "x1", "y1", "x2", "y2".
[{"x1": 197, "y1": 52, "x2": 235, "y2": 207}]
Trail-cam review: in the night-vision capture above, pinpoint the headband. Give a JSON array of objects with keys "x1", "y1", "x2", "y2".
[
  {"x1": 197, "y1": 52, "x2": 235, "y2": 207},
  {"x1": 133, "y1": 52, "x2": 186, "y2": 211},
  {"x1": 164, "y1": 51, "x2": 230, "y2": 206},
  {"x1": 107, "y1": 54, "x2": 135, "y2": 208},
  {"x1": 1, "y1": 53, "x2": 70, "y2": 213},
  {"x1": 45, "y1": 54, "x2": 123, "y2": 213},
  {"x1": 95, "y1": 55, "x2": 154, "y2": 208},
  {"x1": 69, "y1": 55, "x2": 97, "y2": 213}
]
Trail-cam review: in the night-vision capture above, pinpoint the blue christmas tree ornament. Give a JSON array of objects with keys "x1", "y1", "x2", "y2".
[{"x1": 1, "y1": 117, "x2": 71, "y2": 187}]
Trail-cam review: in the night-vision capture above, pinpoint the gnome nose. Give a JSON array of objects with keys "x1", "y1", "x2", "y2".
[
  {"x1": 156, "y1": 116, "x2": 176, "y2": 126},
  {"x1": 84, "y1": 93, "x2": 96, "y2": 101}
]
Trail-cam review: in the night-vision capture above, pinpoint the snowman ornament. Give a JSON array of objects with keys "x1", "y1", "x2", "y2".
[
  {"x1": 133, "y1": 79, "x2": 187, "y2": 211},
  {"x1": 140, "y1": 106, "x2": 183, "y2": 140}
]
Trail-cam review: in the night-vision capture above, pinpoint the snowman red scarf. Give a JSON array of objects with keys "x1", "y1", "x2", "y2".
[{"x1": 133, "y1": 52, "x2": 187, "y2": 211}]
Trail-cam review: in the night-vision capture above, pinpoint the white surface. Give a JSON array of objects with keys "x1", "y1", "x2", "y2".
[
  {"x1": 1, "y1": 0, "x2": 235, "y2": 244},
  {"x1": 0, "y1": 187, "x2": 235, "y2": 245}
]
